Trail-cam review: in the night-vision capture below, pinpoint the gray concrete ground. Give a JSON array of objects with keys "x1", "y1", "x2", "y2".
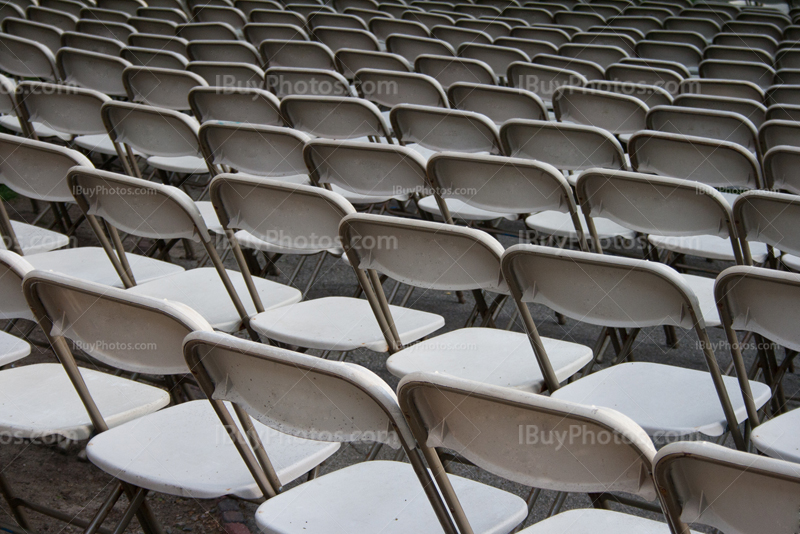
[{"x1": 1, "y1": 192, "x2": 796, "y2": 534}]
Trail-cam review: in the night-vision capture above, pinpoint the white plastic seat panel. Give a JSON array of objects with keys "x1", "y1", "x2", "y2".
[
  {"x1": 525, "y1": 211, "x2": 636, "y2": 241},
  {"x1": 0, "y1": 114, "x2": 72, "y2": 141},
  {"x1": 128, "y1": 267, "x2": 302, "y2": 333},
  {"x1": 235, "y1": 230, "x2": 342, "y2": 256},
  {"x1": 194, "y1": 200, "x2": 223, "y2": 234},
  {"x1": 680, "y1": 274, "x2": 720, "y2": 328},
  {"x1": 386, "y1": 328, "x2": 593, "y2": 392},
  {"x1": 780, "y1": 253, "x2": 800, "y2": 271},
  {"x1": 417, "y1": 195, "x2": 519, "y2": 222},
  {"x1": 330, "y1": 184, "x2": 404, "y2": 205},
  {"x1": 552, "y1": 362, "x2": 771, "y2": 437},
  {"x1": 648, "y1": 234, "x2": 769, "y2": 263},
  {"x1": 146, "y1": 154, "x2": 209, "y2": 174},
  {"x1": 751, "y1": 408, "x2": 800, "y2": 463},
  {"x1": 518, "y1": 508, "x2": 692, "y2": 534},
  {"x1": 238, "y1": 172, "x2": 311, "y2": 186},
  {"x1": 0, "y1": 363, "x2": 170, "y2": 440},
  {"x1": 255, "y1": 460, "x2": 528, "y2": 534},
  {"x1": 250, "y1": 296, "x2": 445, "y2": 352},
  {"x1": 86, "y1": 400, "x2": 340, "y2": 499},
  {"x1": 74, "y1": 133, "x2": 129, "y2": 156},
  {"x1": 0, "y1": 331, "x2": 31, "y2": 366},
  {"x1": 4, "y1": 221, "x2": 69, "y2": 255},
  {"x1": 24, "y1": 247, "x2": 185, "y2": 288}
]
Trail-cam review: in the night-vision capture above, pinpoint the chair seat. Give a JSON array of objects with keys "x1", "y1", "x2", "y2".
[
  {"x1": 0, "y1": 363, "x2": 169, "y2": 440},
  {"x1": 330, "y1": 183, "x2": 405, "y2": 205},
  {"x1": 0, "y1": 331, "x2": 30, "y2": 366},
  {"x1": 250, "y1": 296, "x2": 444, "y2": 352},
  {"x1": 681, "y1": 274, "x2": 720, "y2": 327},
  {"x1": 519, "y1": 508, "x2": 686, "y2": 533},
  {"x1": 387, "y1": 328, "x2": 592, "y2": 392},
  {"x1": 752, "y1": 408, "x2": 800, "y2": 463},
  {"x1": 255, "y1": 460, "x2": 528, "y2": 534},
  {"x1": 0, "y1": 114, "x2": 71, "y2": 141},
  {"x1": 146, "y1": 154, "x2": 209, "y2": 174},
  {"x1": 552, "y1": 362, "x2": 771, "y2": 438},
  {"x1": 3, "y1": 221, "x2": 69, "y2": 255},
  {"x1": 73, "y1": 133, "x2": 132, "y2": 156},
  {"x1": 418, "y1": 196, "x2": 518, "y2": 222},
  {"x1": 128, "y1": 267, "x2": 302, "y2": 332},
  {"x1": 238, "y1": 172, "x2": 310, "y2": 185},
  {"x1": 780, "y1": 253, "x2": 800, "y2": 271},
  {"x1": 525, "y1": 211, "x2": 636, "y2": 241},
  {"x1": 648, "y1": 234, "x2": 769, "y2": 263},
  {"x1": 195, "y1": 200, "x2": 224, "y2": 234},
  {"x1": 86, "y1": 400, "x2": 340, "y2": 499},
  {"x1": 25, "y1": 246, "x2": 185, "y2": 289},
  {"x1": 235, "y1": 229, "x2": 342, "y2": 256}
]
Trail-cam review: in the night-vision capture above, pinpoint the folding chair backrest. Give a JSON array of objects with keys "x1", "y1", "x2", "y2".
[
  {"x1": 0, "y1": 34, "x2": 59, "y2": 81},
  {"x1": 680, "y1": 7, "x2": 730, "y2": 25},
  {"x1": 448, "y1": 83, "x2": 547, "y2": 124},
  {"x1": 704, "y1": 44, "x2": 772, "y2": 66},
  {"x1": 500, "y1": 119, "x2": 625, "y2": 172},
  {"x1": 510, "y1": 25, "x2": 570, "y2": 46},
  {"x1": 210, "y1": 174, "x2": 355, "y2": 259},
  {"x1": 27, "y1": 6, "x2": 78, "y2": 32},
  {"x1": 97, "y1": 0, "x2": 145, "y2": 16},
  {"x1": 654, "y1": 441, "x2": 800, "y2": 534},
  {"x1": 192, "y1": 5, "x2": 247, "y2": 29},
  {"x1": 122, "y1": 66, "x2": 208, "y2": 111},
  {"x1": 3, "y1": 18, "x2": 63, "y2": 54},
  {"x1": 759, "y1": 119, "x2": 800, "y2": 154},
  {"x1": 722, "y1": 20, "x2": 782, "y2": 42},
  {"x1": 609, "y1": 14, "x2": 662, "y2": 33},
  {"x1": 776, "y1": 49, "x2": 800, "y2": 71},
  {"x1": 534, "y1": 53, "x2": 604, "y2": 81},
  {"x1": 188, "y1": 61, "x2": 266, "y2": 89},
  {"x1": 713, "y1": 32, "x2": 777, "y2": 56},
  {"x1": 501, "y1": 244, "x2": 703, "y2": 329},
  {"x1": 129, "y1": 17, "x2": 179, "y2": 36},
  {"x1": 699, "y1": 59, "x2": 776, "y2": 91},
  {"x1": 570, "y1": 30, "x2": 636, "y2": 55},
  {"x1": 586, "y1": 24, "x2": 644, "y2": 42},
  {"x1": 455, "y1": 18, "x2": 511, "y2": 39},
  {"x1": 404, "y1": 10, "x2": 454, "y2": 30},
  {"x1": 391, "y1": 103, "x2": 502, "y2": 154},
  {"x1": 122, "y1": 47, "x2": 189, "y2": 70},
  {"x1": 673, "y1": 94, "x2": 766, "y2": 128},
  {"x1": 102, "y1": 101, "x2": 203, "y2": 159},
  {"x1": 585, "y1": 80, "x2": 673, "y2": 107},
  {"x1": 24, "y1": 269, "x2": 211, "y2": 374},
  {"x1": 628, "y1": 130, "x2": 762, "y2": 189},
  {"x1": 554, "y1": 10, "x2": 604, "y2": 31},
  {"x1": 266, "y1": 67, "x2": 352, "y2": 98},
  {"x1": 636, "y1": 40, "x2": 702, "y2": 69},
  {"x1": 733, "y1": 191, "x2": 800, "y2": 262},
  {"x1": 507, "y1": 61, "x2": 588, "y2": 104},
  {"x1": 39, "y1": 0, "x2": 83, "y2": 17},
  {"x1": 766, "y1": 104, "x2": 800, "y2": 122},
  {"x1": 16, "y1": 81, "x2": 109, "y2": 136},
  {"x1": 415, "y1": 54, "x2": 496, "y2": 89},
  {"x1": 386, "y1": 34, "x2": 455, "y2": 63},
  {"x1": 187, "y1": 40, "x2": 262, "y2": 66},
  {"x1": 343, "y1": 7, "x2": 389, "y2": 25},
  {"x1": 75, "y1": 19, "x2": 135, "y2": 42},
  {"x1": 647, "y1": 105, "x2": 759, "y2": 154},
  {"x1": 432, "y1": 25, "x2": 492, "y2": 50},
  {"x1": 0, "y1": 132, "x2": 92, "y2": 202},
  {"x1": 182, "y1": 329, "x2": 420, "y2": 456},
  {"x1": 679, "y1": 78, "x2": 765, "y2": 103},
  {"x1": 260, "y1": 39, "x2": 336, "y2": 70},
  {"x1": 427, "y1": 152, "x2": 578, "y2": 222},
  {"x1": 553, "y1": 85, "x2": 648, "y2": 135},
  {"x1": 280, "y1": 95, "x2": 391, "y2": 140},
  {"x1": 69, "y1": 166, "x2": 212, "y2": 246},
  {"x1": 559, "y1": 42, "x2": 629, "y2": 69},
  {"x1": 128, "y1": 34, "x2": 189, "y2": 57},
  {"x1": 60, "y1": 31, "x2": 123, "y2": 56},
  {"x1": 355, "y1": 68, "x2": 448, "y2": 108},
  {"x1": 57, "y1": 48, "x2": 130, "y2": 97},
  {"x1": 238, "y1": 0, "x2": 284, "y2": 16},
  {"x1": 244, "y1": 22, "x2": 309, "y2": 45},
  {"x1": 0, "y1": 251, "x2": 34, "y2": 320},
  {"x1": 605, "y1": 62, "x2": 682, "y2": 95},
  {"x1": 314, "y1": 26, "x2": 380, "y2": 53},
  {"x1": 398, "y1": 373, "x2": 657, "y2": 500},
  {"x1": 138, "y1": 6, "x2": 188, "y2": 24},
  {"x1": 492, "y1": 36, "x2": 558, "y2": 60},
  {"x1": 81, "y1": 6, "x2": 131, "y2": 23},
  {"x1": 763, "y1": 145, "x2": 800, "y2": 194},
  {"x1": 369, "y1": 17, "x2": 430, "y2": 41},
  {"x1": 304, "y1": 139, "x2": 428, "y2": 198},
  {"x1": 178, "y1": 22, "x2": 239, "y2": 41},
  {"x1": 646, "y1": 29, "x2": 706, "y2": 51},
  {"x1": 249, "y1": 7, "x2": 306, "y2": 25},
  {"x1": 457, "y1": 43, "x2": 529, "y2": 79},
  {"x1": 766, "y1": 85, "x2": 800, "y2": 107},
  {"x1": 621, "y1": 56, "x2": 690, "y2": 78},
  {"x1": 576, "y1": 169, "x2": 737, "y2": 258},
  {"x1": 189, "y1": 86, "x2": 282, "y2": 125},
  {"x1": 341, "y1": 212, "x2": 507, "y2": 293},
  {"x1": 309, "y1": 11, "x2": 367, "y2": 30},
  {"x1": 504, "y1": 6, "x2": 553, "y2": 25},
  {"x1": 335, "y1": 49, "x2": 412, "y2": 79},
  {"x1": 199, "y1": 122, "x2": 309, "y2": 177}
]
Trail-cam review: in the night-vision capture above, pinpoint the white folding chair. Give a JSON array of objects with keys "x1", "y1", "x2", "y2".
[
  {"x1": 122, "y1": 46, "x2": 189, "y2": 71},
  {"x1": 448, "y1": 83, "x2": 547, "y2": 125},
  {"x1": 647, "y1": 28, "x2": 706, "y2": 51},
  {"x1": 699, "y1": 59, "x2": 776, "y2": 91},
  {"x1": 122, "y1": 66, "x2": 208, "y2": 111},
  {"x1": 188, "y1": 61, "x2": 266, "y2": 89},
  {"x1": 416, "y1": 53, "x2": 497, "y2": 89},
  {"x1": 766, "y1": 85, "x2": 800, "y2": 107},
  {"x1": 763, "y1": 145, "x2": 800, "y2": 194},
  {"x1": 0, "y1": 33, "x2": 59, "y2": 82},
  {"x1": 704, "y1": 44, "x2": 773, "y2": 66},
  {"x1": 457, "y1": 42, "x2": 529, "y2": 82},
  {"x1": 674, "y1": 93, "x2": 767, "y2": 128},
  {"x1": 127, "y1": 33, "x2": 189, "y2": 57},
  {"x1": 68, "y1": 166, "x2": 301, "y2": 333},
  {"x1": 646, "y1": 105, "x2": 760, "y2": 155},
  {"x1": 386, "y1": 33, "x2": 455, "y2": 63},
  {"x1": 313, "y1": 25, "x2": 380, "y2": 53},
  {"x1": 432, "y1": 24, "x2": 492, "y2": 50},
  {"x1": 56, "y1": 47, "x2": 131, "y2": 97},
  {"x1": 3, "y1": 18, "x2": 62, "y2": 54},
  {"x1": 507, "y1": 61, "x2": 588, "y2": 107},
  {"x1": 129, "y1": 16, "x2": 180, "y2": 36},
  {"x1": 606, "y1": 62, "x2": 683, "y2": 96},
  {"x1": 335, "y1": 48, "x2": 413, "y2": 79},
  {"x1": 260, "y1": 39, "x2": 336, "y2": 70},
  {"x1": 75, "y1": 19, "x2": 136, "y2": 42},
  {"x1": 280, "y1": 95, "x2": 393, "y2": 142},
  {"x1": 355, "y1": 68, "x2": 448, "y2": 111},
  {"x1": 559, "y1": 42, "x2": 629, "y2": 69},
  {"x1": 759, "y1": 119, "x2": 800, "y2": 155},
  {"x1": 553, "y1": 85, "x2": 648, "y2": 138},
  {"x1": 184, "y1": 329, "x2": 526, "y2": 534},
  {"x1": 188, "y1": 85, "x2": 283, "y2": 125},
  {"x1": 534, "y1": 52, "x2": 605, "y2": 81},
  {"x1": 399, "y1": 372, "x2": 673, "y2": 533},
  {"x1": 266, "y1": 66, "x2": 353, "y2": 97},
  {"x1": 178, "y1": 21, "x2": 239, "y2": 41},
  {"x1": 679, "y1": 77, "x2": 765, "y2": 102},
  {"x1": 244, "y1": 22, "x2": 309, "y2": 44},
  {"x1": 636, "y1": 40, "x2": 702, "y2": 73},
  {"x1": 501, "y1": 244, "x2": 770, "y2": 449},
  {"x1": 187, "y1": 39, "x2": 262, "y2": 66},
  {"x1": 586, "y1": 79, "x2": 673, "y2": 107},
  {"x1": 210, "y1": 174, "x2": 445, "y2": 355},
  {"x1": 390, "y1": 103, "x2": 502, "y2": 160},
  {"x1": 714, "y1": 31, "x2": 777, "y2": 56},
  {"x1": 27, "y1": 6, "x2": 78, "y2": 32}
]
